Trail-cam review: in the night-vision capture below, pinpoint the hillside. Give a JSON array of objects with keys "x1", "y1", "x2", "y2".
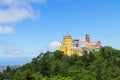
[{"x1": 0, "y1": 46, "x2": 120, "y2": 80}]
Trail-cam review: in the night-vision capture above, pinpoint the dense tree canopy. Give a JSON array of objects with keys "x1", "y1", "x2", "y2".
[{"x1": 0, "y1": 46, "x2": 120, "y2": 80}]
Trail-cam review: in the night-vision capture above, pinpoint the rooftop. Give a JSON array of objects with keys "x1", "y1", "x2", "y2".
[{"x1": 64, "y1": 33, "x2": 72, "y2": 39}]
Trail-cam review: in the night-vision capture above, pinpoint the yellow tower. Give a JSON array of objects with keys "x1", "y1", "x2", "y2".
[{"x1": 60, "y1": 33, "x2": 73, "y2": 56}]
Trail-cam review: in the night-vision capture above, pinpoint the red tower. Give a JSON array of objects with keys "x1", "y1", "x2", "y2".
[{"x1": 86, "y1": 34, "x2": 90, "y2": 43}]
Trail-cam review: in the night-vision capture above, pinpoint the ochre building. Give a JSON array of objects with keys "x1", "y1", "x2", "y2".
[{"x1": 60, "y1": 33, "x2": 101, "y2": 56}]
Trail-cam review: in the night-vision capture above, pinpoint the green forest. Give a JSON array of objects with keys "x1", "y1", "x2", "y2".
[{"x1": 0, "y1": 46, "x2": 120, "y2": 80}]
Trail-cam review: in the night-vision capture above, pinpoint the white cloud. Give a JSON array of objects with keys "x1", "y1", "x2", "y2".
[
  {"x1": 0, "y1": 0, "x2": 46, "y2": 23},
  {"x1": 0, "y1": 8, "x2": 33, "y2": 23},
  {"x1": 6, "y1": 49, "x2": 23, "y2": 55},
  {"x1": 0, "y1": 41, "x2": 22, "y2": 56},
  {"x1": 0, "y1": 26, "x2": 14, "y2": 34},
  {"x1": 0, "y1": 41, "x2": 14, "y2": 47},
  {"x1": 48, "y1": 41, "x2": 61, "y2": 52}
]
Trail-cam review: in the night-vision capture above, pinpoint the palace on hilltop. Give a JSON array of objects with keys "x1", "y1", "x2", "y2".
[{"x1": 60, "y1": 33, "x2": 101, "y2": 56}]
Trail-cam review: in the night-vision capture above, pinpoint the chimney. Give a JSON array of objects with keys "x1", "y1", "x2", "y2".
[{"x1": 86, "y1": 34, "x2": 90, "y2": 43}]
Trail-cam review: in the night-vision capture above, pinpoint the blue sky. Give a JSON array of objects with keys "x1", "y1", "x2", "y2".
[{"x1": 0, "y1": 0, "x2": 120, "y2": 65}]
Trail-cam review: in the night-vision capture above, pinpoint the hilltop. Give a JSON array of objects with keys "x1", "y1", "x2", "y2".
[{"x1": 0, "y1": 46, "x2": 120, "y2": 80}]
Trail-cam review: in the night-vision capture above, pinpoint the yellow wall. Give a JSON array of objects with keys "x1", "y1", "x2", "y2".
[
  {"x1": 63, "y1": 38, "x2": 73, "y2": 45},
  {"x1": 86, "y1": 42, "x2": 100, "y2": 49},
  {"x1": 60, "y1": 36, "x2": 73, "y2": 56}
]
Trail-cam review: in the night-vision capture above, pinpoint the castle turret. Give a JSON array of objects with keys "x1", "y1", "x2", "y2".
[
  {"x1": 63, "y1": 33, "x2": 73, "y2": 45},
  {"x1": 60, "y1": 33, "x2": 73, "y2": 56}
]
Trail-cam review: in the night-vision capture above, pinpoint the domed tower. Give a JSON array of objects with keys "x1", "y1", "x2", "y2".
[
  {"x1": 63, "y1": 33, "x2": 73, "y2": 45},
  {"x1": 60, "y1": 33, "x2": 73, "y2": 56}
]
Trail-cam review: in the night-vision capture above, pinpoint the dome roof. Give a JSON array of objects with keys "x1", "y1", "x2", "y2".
[{"x1": 64, "y1": 33, "x2": 72, "y2": 39}]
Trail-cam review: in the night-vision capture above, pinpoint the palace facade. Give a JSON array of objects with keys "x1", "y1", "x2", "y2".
[{"x1": 60, "y1": 33, "x2": 101, "y2": 56}]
